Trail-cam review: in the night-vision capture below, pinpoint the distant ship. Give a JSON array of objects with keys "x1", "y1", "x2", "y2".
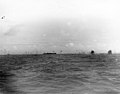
[{"x1": 43, "y1": 53, "x2": 57, "y2": 55}]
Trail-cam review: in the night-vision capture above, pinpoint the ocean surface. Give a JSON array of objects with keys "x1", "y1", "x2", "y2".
[{"x1": 0, "y1": 54, "x2": 120, "y2": 94}]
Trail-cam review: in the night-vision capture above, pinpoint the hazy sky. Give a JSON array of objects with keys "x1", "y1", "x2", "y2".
[{"x1": 0, "y1": 0, "x2": 120, "y2": 54}]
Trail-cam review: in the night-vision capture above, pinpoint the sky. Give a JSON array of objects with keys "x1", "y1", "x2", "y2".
[{"x1": 0, "y1": 0, "x2": 120, "y2": 54}]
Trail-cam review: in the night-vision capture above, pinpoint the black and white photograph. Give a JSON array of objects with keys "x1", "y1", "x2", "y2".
[{"x1": 0, "y1": 0, "x2": 120, "y2": 94}]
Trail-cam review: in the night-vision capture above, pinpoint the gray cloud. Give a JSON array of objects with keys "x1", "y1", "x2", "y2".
[
  {"x1": 3, "y1": 24, "x2": 24, "y2": 36},
  {"x1": 3, "y1": 18, "x2": 110, "y2": 53}
]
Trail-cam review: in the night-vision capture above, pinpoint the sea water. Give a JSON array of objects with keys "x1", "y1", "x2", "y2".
[{"x1": 0, "y1": 54, "x2": 120, "y2": 94}]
